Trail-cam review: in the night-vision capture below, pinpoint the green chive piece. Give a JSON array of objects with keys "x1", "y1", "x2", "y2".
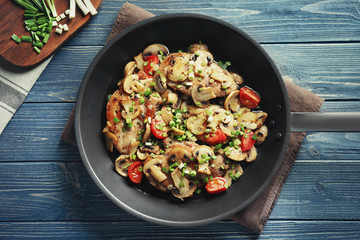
[
  {"x1": 144, "y1": 88, "x2": 152, "y2": 97},
  {"x1": 32, "y1": 41, "x2": 43, "y2": 49},
  {"x1": 43, "y1": 33, "x2": 50, "y2": 43},
  {"x1": 21, "y1": 36, "x2": 32, "y2": 42},
  {"x1": 113, "y1": 117, "x2": 120, "y2": 123},
  {"x1": 33, "y1": 46, "x2": 41, "y2": 54},
  {"x1": 11, "y1": 34, "x2": 21, "y2": 44}
]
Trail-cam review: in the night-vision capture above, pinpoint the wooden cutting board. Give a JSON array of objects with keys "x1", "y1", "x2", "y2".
[{"x1": 0, "y1": 0, "x2": 103, "y2": 68}]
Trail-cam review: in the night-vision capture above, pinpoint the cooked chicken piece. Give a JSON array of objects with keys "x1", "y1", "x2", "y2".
[
  {"x1": 159, "y1": 52, "x2": 237, "y2": 106},
  {"x1": 103, "y1": 86, "x2": 163, "y2": 154}
]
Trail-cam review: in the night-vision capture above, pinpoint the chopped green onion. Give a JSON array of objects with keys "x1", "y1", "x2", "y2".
[
  {"x1": 33, "y1": 46, "x2": 41, "y2": 54},
  {"x1": 11, "y1": 34, "x2": 21, "y2": 44},
  {"x1": 144, "y1": 88, "x2": 152, "y2": 97},
  {"x1": 33, "y1": 41, "x2": 43, "y2": 49},
  {"x1": 42, "y1": 33, "x2": 50, "y2": 43},
  {"x1": 21, "y1": 36, "x2": 32, "y2": 42},
  {"x1": 113, "y1": 117, "x2": 120, "y2": 123}
]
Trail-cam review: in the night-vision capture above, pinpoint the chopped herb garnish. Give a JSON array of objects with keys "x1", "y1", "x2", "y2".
[{"x1": 113, "y1": 116, "x2": 120, "y2": 123}]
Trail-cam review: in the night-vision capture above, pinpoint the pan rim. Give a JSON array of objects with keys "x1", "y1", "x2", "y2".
[{"x1": 75, "y1": 13, "x2": 291, "y2": 227}]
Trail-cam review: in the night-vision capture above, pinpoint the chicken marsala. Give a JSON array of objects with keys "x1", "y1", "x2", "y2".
[{"x1": 102, "y1": 43, "x2": 268, "y2": 200}]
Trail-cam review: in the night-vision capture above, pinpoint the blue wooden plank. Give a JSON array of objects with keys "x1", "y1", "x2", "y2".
[
  {"x1": 0, "y1": 161, "x2": 359, "y2": 221},
  {"x1": 0, "y1": 103, "x2": 80, "y2": 162},
  {"x1": 62, "y1": 0, "x2": 360, "y2": 46},
  {"x1": 0, "y1": 220, "x2": 359, "y2": 239},
  {"x1": 25, "y1": 43, "x2": 360, "y2": 103}
]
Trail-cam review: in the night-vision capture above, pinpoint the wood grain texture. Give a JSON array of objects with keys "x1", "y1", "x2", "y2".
[
  {"x1": 0, "y1": 221, "x2": 360, "y2": 239},
  {"x1": 0, "y1": 0, "x2": 103, "y2": 67},
  {"x1": 57, "y1": 0, "x2": 360, "y2": 46},
  {"x1": 23, "y1": 43, "x2": 360, "y2": 103},
  {"x1": 0, "y1": 159, "x2": 359, "y2": 220}
]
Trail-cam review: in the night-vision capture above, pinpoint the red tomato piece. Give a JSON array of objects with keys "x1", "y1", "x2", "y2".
[
  {"x1": 206, "y1": 177, "x2": 228, "y2": 194},
  {"x1": 128, "y1": 161, "x2": 143, "y2": 184},
  {"x1": 151, "y1": 117, "x2": 168, "y2": 139},
  {"x1": 240, "y1": 130, "x2": 256, "y2": 151},
  {"x1": 143, "y1": 54, "x2": 159, "y2": 76},
  {"x1": 239, "y1": 87, "x2": 260, "y2": 109},
  {"x1": 197, "y1": 128, "x2": 227, "y2": 145}
]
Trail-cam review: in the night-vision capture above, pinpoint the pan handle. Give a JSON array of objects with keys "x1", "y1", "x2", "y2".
[{"x1": 290, "y1": 112, "x2": 360, "y2": 132}]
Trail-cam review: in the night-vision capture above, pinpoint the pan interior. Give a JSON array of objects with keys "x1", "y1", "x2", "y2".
[{"x1": 75, "y1": 14, "x2": 290, "y2": 226}]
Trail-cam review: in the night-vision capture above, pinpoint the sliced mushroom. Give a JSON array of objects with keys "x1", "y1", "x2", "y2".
[
  {"x1": 224, "y1": 146, "x2": 246, "y2": 161},
  {"x1": 237, "y1": 111, "x2": 257, "y2": 125},
  {"x1": 255, "y1": 125, "x2": 268, "y2": 145},
  {"x1": 114, "y1": 155, "x2": 131, "y2": 177},
  {"x1": 171, "y1": 168, "x2": 196, "y2": 200},
  {"x1": 124, "y1": 61, "x2": 136, "y2": 76},
  {"x1": 246, "y1": 146, "x2": 257, "y2": 162},
  {"x1": 223, "y1": 164, "x2": 243, "y2": 187},
  {"x1": 210, "y1": 63, "x2": 234, "y2": 89},
  {"x1": 153, "y1": 73, "x2": 167, "y2": 93},
  {"x1": 143, "y1": 157, "x2": 167, "y2": 183},
  {"x1": 187, "y1": 43, "x2": 210, "y2": 53},
  {"x1": 168, "y1": 147, "x2": 192, "y2": 164},
  {"x1": 137, "y1": 149, "x2": 149, "y2": 160},
  {"x1": 224, "y1": 90, "x2": 241, "y2": 112},
  {"x1": 220, "y1": 114, "x2": 235, "y2": 137},
  {"x1": 186, "y1": 113, "x2": 206, "y2": 135},
  {"x1": 123, "y1": 74, "x2": 144, "y2": 95},
  {"x1": 166, "y1": 54, "x2": 189, "y2": 82},
  {"x1": 191, "y1": 84, "x2": 216, "y2": 106},
  {"x1": 160, "y1": 106, "x2": 173, "y2": 125},
  {"x1": 141, "y1": 123, "x2": 151, "y2": 143},
  {"x1": 207, "y1": 108, "x2": 226, "y2": 131},
  {"x1": 139, "y1": 144, "x2": 160, "y2": 154},
  {"x1": 193, "y1": 146, "x2": 214, "y2": 175},
  {"x1": 129, "y1": 140, "x2": 140, "y2": 157},
  {"x1": 143, "y1": 44, "x2": 169, "y2": 58},
  {"x1": 230, "y1": 72, "x2": 244, "y2": 85},
  {"x1": 255, "y1": 112, "x2": 268, "y2": 128},
  {"x1": 193, "y1": 50, "x2": 213, "y2": 77},
  {"x1": 103, "y1": 130, "x2": 117, "y2": 152},
  {"x1": 172, "y1": 128, "x2": 185, "y2": 136},
  {"x1": 134, "y1": 53, "x2": 145, "y2": 70},
  {"x1": 161, "y1": 89, "x2": 179, "y2": 108},
  {"x1": 186, "y1": 104, "x2": 205, "y2": 116},
  {"x1": 121, "y1": 100, "x2": 141, "y2": 120}
]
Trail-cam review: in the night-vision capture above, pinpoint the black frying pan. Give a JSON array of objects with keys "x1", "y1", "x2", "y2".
[{"x1": 75, "y1": 13, "x2": 360, "y2": 227}]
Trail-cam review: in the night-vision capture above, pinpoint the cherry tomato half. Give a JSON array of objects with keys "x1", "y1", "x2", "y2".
[
  {"x1": 197, "y1": 128, "x2": 227, "y2": 145},
  {"x1": 143, "y1": 54, "x2": 159, "y2": 76},
  {"x1": 128, "y1": 161, "x2": 143, "y2": 184},
  {"x1": 206, "y1": 177, "x2": 228, "y2": 194},
  {"x1": 239, "y1": 87, "x2": 260, "y2": 109},
  {"x1": 151, "y1": 117, "x2": 168, "y2": 139},
  {"x1": 240, "y1": 130, "x2": 256, "y2": 151}
]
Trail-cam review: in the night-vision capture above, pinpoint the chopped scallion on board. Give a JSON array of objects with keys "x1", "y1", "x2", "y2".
[{"x1": 11, "y1": 34, "x2": 21, "y2": 44}]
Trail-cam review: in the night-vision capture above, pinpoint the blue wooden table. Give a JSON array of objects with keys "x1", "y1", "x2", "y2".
[{"x1": 1, "y1": 0, "x2": 360, "y2": 239}]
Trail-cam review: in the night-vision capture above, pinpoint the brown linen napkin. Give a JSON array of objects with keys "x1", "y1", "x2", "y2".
[{"x1": 61, "y1": 2, "x2": 324, "y2": 233}]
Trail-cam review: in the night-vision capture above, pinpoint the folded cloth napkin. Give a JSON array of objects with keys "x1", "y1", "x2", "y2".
[
  {"x1": 61, "y1": 2, "x2": 324, "y2": 233},
  {"x1": 0, "y1": 57, "x2": 52, "y2": 135}
]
